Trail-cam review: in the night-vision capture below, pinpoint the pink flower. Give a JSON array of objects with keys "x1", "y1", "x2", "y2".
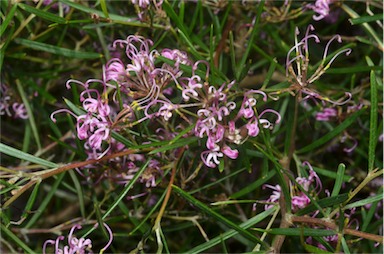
[
  {"x1": 307, "y1": 0, "x2": 335, "y2": 21},
  {"x1": 11, "y1": 103, "x2": 28, "y2": 119},
  {"x1": 201, "y1": 146, "x2": 223, "y2": 168},
  {"x1": 43, "y1": 223, "x2": 113, "y2": 254},
  {"x1": 315, "y1": 107, "x2": 337, "y2": 121},
  {"x1": 263, "y1": 184, "x2": 281, "y2": 210},
  {"x1": 246, "y1": 118, "x2": 260, "y2": 137},
  {"x1": 222, "y1": 145, "x2": 239, "y2": 159}
]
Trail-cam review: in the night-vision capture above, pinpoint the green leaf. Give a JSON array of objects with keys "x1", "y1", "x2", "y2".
[
  {"x1": 304, "y1": 243, "x2": 333, "y2": 254},
  {"x1": 187, "y1": 208, "x2": 276, "y2": 253},
  {"x1": 63, "y1": 98, "x2": 85, "y2": 116},
  {"x1": 16, "y1": 80, "x2": 41, "y2": 150},
  {"x1": 129, "y1": 190, "x2": 167, "y2": 236},
  {"x1": 59, "y1": 0, "x2": 158, "y2": 28},
  {"x1": 218, "y1": 158, "x2": 225, "y2": 172},
  {"x1": 230, "y1": 170, "x2": 275, "y2": 199},
  {"x1": 342, "y1": 4, "x2": 383, "y2": 51},
  {"x1": 326, "y1": 65, "x2": 382, "y2": 74},
  {"x1": 368, "y1": 70, "x2": 378, "y2": 171},
  {"x1": 344, "y1": 192, "x2": 383, "y2": 210},
  {"x1": 99, "y1": 0, "x2": 109, "y2": 18},
  {"x1": 162, "y1": 1, "x2": 188, "y2": 36},
  {"x1": 69, "y1": 170, "x2": 85, "y2": 218},
  {"x1": 331, "y1": 164, "x2": 346, "y2": 197},
  {"x1": 341, "y1": 236, "x2": 351, "y2": 254},
  {"x1": 25, "y1": 172, "x2": 66, "y2": 228},
  {"x1": 261, "y1": 58, "x2": 278, "y2": 89},
  {"x1": 189, "y1": 167, "x2": 247, "y2": 195},
  {"x1": 349, "y1": 14, "x2": 383, "y2": 25},
  {"x1": 18, "y1": 180, "x2": 41, "y2": 223},
  {"x1": 148, "y1": 137, "x2": 198, "y2": 155},
  {"x1": 312, "y1": 166, "x2": 353, "y2": 182},
  {"x1": 236, "y1": 0, "x2": 264, "y2": 81},
  {"x1": 111, "y1": 132, "x2": 134, "y2": 147},
  {"x1": 102, "y1": 160, "x2": 151, "y2": 219},
  {"x1": 297, "y1": 109, "x2": 365, "y2": 154},
  {"x1": 0, "y1": 143, "x2": 58, "y2": 168},
  {"x1": 0, "y1": 3, "x2": 18, "y2": 37},
  {"x1": 0, "y1": 223, "x2": 37, "y2": 254},
  {"x1": 295, "y1": 194, "x2": 349, "y2": 216},
  {"x1": 255, "y1": 228, "x2": 337, "y2": 237},
  {"x1": 361, "y1": 200, "x2": 380, "y2": 232},
  {"x1": 15, "y1": 38, "x2": 102, "y2": 59},
  {"x1": 18, "y1": 3, "x2": 67, "y2": 24},
  {"x1": 173, "y1": 185, "x2": 267, "y2": 247}
]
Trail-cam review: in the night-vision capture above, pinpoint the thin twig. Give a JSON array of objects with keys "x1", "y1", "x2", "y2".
[{"x1": 290, "y1": 215, "x2": 383, "y2": 243}]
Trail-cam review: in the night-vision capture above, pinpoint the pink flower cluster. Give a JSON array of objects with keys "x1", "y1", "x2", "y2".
[
  {"x1": 130, "y1": 0, "x2": 164, "y2": 20},
  {"x1": 43, "y1": 223, "x2": 113, "y2": 254},
  {"x1": 51, "y1": 80, "x2": 112, "y2": 159},
  {"x1": 285, "y1": 25, "x2": 352, "y2": 106},
  {"x1": 307, "y1": 0, "x2": 336, "y2": 21},
  {"x1": 52, "y1": 34, "x2": 281, "y2": 169},
  {"x1": 262, "y1": 162, "x2": 322, "y2": 212},
  {"x1": 0, "y1": 83, "x2": 28, "y2": 119},
  {"x1": 192, "y1": 82, "x2": 281, "y2": 168}
]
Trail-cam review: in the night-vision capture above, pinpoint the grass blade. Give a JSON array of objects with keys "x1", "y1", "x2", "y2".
[
  {"x1": 295, "y1": 194, "x2": 349, "y2": 216},
  {"x1": 16, "y1": 80, "x2": 41, "y2": 150},
  {"x1": 173, "y1": 185, "x2": 267, "y2": 247},
  {"x1": 148, "y1": 137, "x2": 198, "y2": 155},
  {"x1": 0, "y1": 143, "x2": 58, "y2": 168},
  {"x1": 0, "y1": 2, "x2": 18, "y2": 37},
  {"x1": 18, "y1": 3, "x2": 67, "y2": 24},
  {"x1": 331, "y1": 164, "x2": 346, "y2": 197},
  {"x1": 68, "y1": 170, "x2": 85, "y2": 218},
  {"x1": 236, "y1": 0, "x2": 264, "y2": 81},
  {"x1": 99, "y1": 0, "x2": 110, "y2": 18},
  {"x1": 25, "y1": 172, "x2": 66, "y2": 228},
  {"x1": 312, "y1": 166, "x2": 353, "y2": 182},
  {"x1": 297, "y1": 109, "x2": 365, "y2": 154},
  {"x1": 255, "y1": 228, "x2": 337, "y2": 237},
  {"x1": 15, "y1": 38, "x2": 102, "y2": 59},
  {"x1": 342, "y1": 4, "x2": 383, "y2": 51},
  {"x1": 102, "y1": 159, "x2": 151, "y2": 219},
  {"x1": 368, "y1": 70, "x2": 378, "y2": 171},
  {"x1": 344, "y1": 193, "x2": 383, "y2": 210},
  {"x1": 230, "y1": 170, "x2": 275, "y2": 199},
  {"x1": 349, "y1": 14, "x2": 383, "y2": 25},
  {"x1": 0, "y1": 223, "x2": 37, "y2": 254},
  {"x1": 187, "y1": 208, "x2": 276, "y2": 254}
]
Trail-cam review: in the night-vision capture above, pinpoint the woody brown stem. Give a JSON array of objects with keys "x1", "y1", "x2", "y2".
[
  {"x1": 290, "y1": 215, "x2": 383, "y2": 243},
  {"x1": 3, "y1": 148, "x2": 152, "y2": 208},
  {"x1": 271, "y1": 98, "x2": 299, "y2": 253}
]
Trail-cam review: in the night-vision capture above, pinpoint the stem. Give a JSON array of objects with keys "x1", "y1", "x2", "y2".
[
  {"x1": 2, "y1": 148, "x2": 150, "y2": 208},
  {"x1": 152, "y1": 148, "x2": 184, "y2": 254},
  {"x1": 253, "y1": 207, "x2": 280, "y2": 252},
  {"x1": 290, "y1": 215, "x2": 383, "y2": 243},
  {"x1": 329, "y1": 168, "x2": 383, "y2": 218},
  {"x1": 272, "y1": 97, "x2": 299, "y2": 252}
]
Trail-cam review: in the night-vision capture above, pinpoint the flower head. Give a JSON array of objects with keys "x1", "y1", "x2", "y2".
[{"x1": 43, "y1": 223, "x2": 113, "y2": 254}]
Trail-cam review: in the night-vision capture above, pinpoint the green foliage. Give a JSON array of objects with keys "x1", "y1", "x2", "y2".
[{"x1": 1, "y1": 1, "x2": 382, "y2": 253}]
